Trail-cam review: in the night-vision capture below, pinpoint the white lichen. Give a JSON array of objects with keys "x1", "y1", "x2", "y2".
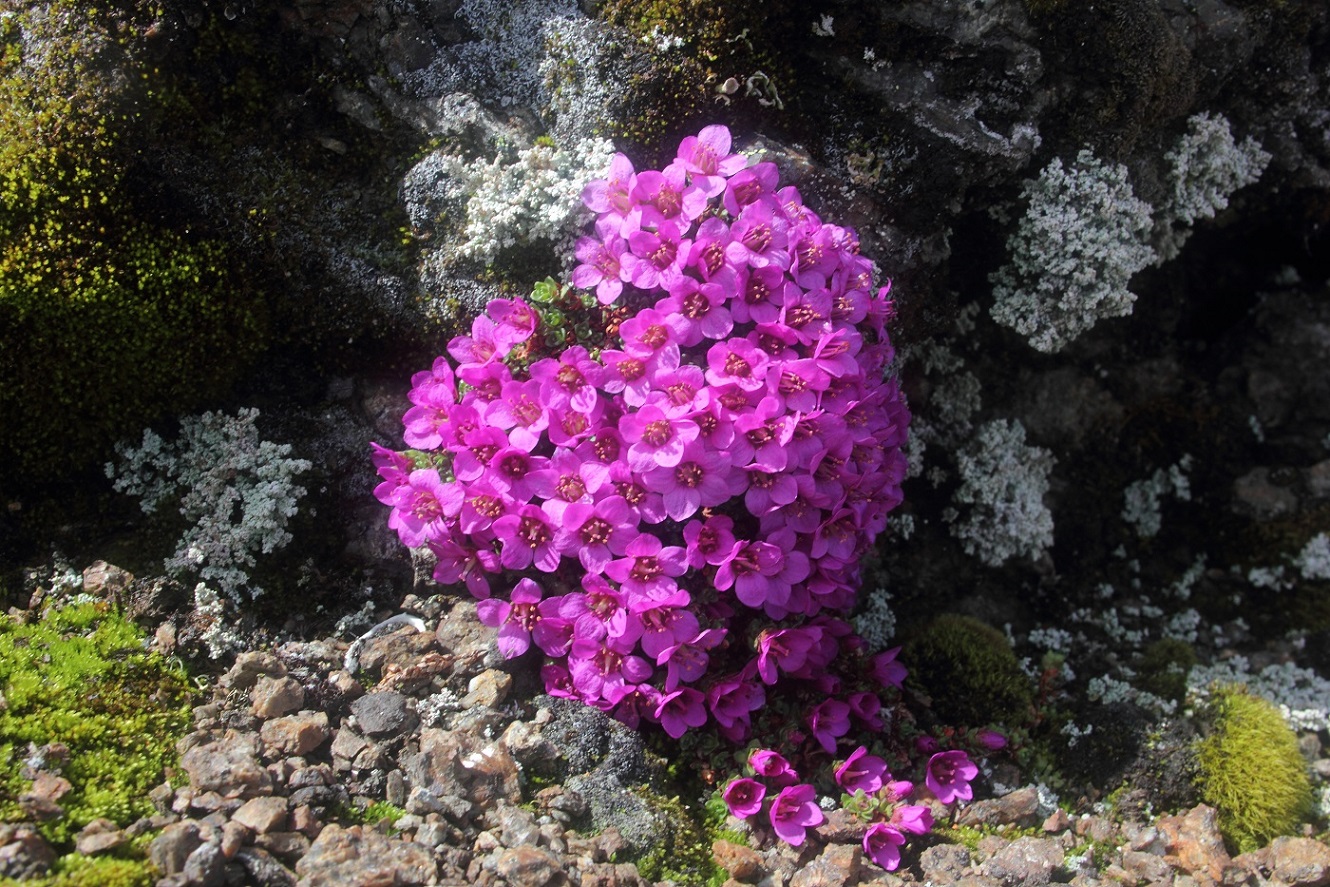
[{"x1": 949, "y1": 419, "x2": 1056, "y2": 566}]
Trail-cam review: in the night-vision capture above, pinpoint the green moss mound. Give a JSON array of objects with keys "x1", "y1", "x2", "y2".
[
  {"x1": 0, "y1": 3, "x2": 268, "y2": 485},
  {"x1": 903, "y1": 613, "x2": 1035, "y2": 728},
  {"x1": 1134, "y1": 638, "x2": 1198, "y2": 706},
  {"x1": 0, "y1": 597, "x2": 195, "y2": 862},
  {"x1": 1196, "y1": 685, "x2": 1313, "y2": 854}
]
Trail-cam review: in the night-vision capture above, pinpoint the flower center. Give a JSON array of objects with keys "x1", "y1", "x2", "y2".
[
  {"x1": 511, "y1": 601, "x2": 540, "y2": 632},
  {"x1": 562, "y1": 412, "x2": 589, "y2": 436},
  {"x1": 665, "y1": 382, "x2": 696, "y2": 406},
  {"x1": 749, "y1": 470, "x2": 775, "y2": 490},
  {"x1": 682, "y1": 290, "x2": 710, "y2": 319},
  {"x1": 723, "y1": 352, "x2": 752, "y2": 378},
  {"x1": 719, "y1": 390, "x2": 749, "y2": 411},
  {"x1": 412, "y1": 493, "x2": 442, "y2": 521},
  {"x1": 649, "y1": 240, "x2": 677, "y2": 270},
  {"x1": 519, "y1": 515, "x2": 551, "y2": 549},
  {"x1": 745, "y1": 277, "x2": 769, "y2": 304},
  {"x1": 786, "y1": 304, "x2": 819, "y2": 328},
  {"x1": 653, "y1": 185, "x2": 681, "y2": 218},
  {"x1": 675, "y1": 462, "x2": 703, "y2": 488},
  {"x1": 614, "y1": 480, "x2": 646, "y2": 505},
  {"x1": 557, "y1": 364, "x2": 585, "y2": 391},
  {"x1": 499, "y1": 453, "x2": 529, "y2": 479},
  {"x1": 630, "y1": 556, "x2": 662, "y2": 582},
  {"x1": 700, "y1": 242, "x2": 725, "y2": 276},
  {"x1": 643, "y1": 419, "x2": 672, "y2": 447},
  {"x1": 556, "y1": 474, "x2": 587, "y2": 501},
  {"x1": 617, "y1": 357, "x2": 646, "y2": 381},
  {"x1": 470, "y1": 443, "x2": 499, "y2": 465},
  {"x1": 592, "y1": 431, "x2": 621, "y2": 462},
  {"x1": 581, "y1": 517, "x2": 612, "y2": 545},
  {"x1": 512, "y1": 396, "x2": 543, "y2": 427},
  {"x1": 779, "y1": 372, "x2": 806, "y2": 395},
  {"x1": 743, "y1": 223, "x2": 772, "y2": 254},
  {"x1": 732, "y1": 179, "x2": 762, "y2": 206},
  {"x1": 471, "y1": 495, "x2": 504, "y2": 518},
  {"x1": 589, "y1": 592, "x2": 619, "y2": 619},
  {"x1": 640, "y1": 324, "x2": 669, "y2": 349}
]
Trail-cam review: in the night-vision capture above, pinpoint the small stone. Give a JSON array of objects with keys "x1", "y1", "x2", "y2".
[
  {"x1": 233, "y1": 796, "x2": 289, "y2": 835},
  {"x1": 1042, "y1": 808, "x2": 1073, "y2": 833},
  {"x1": 358, "y1": 625, "x2": 440, "y2": 678},
  {"x1": 495, "y1": 803, "x2": 542, "y2": 848},
  {"x1": 958, "y1": 786, "x2": 1042, "y2": 828},
  {"x1": 260, "y1": 711, "x2": 331, "y2": 757},
  {"x1": 981, "y1": 836, "x2": 1064, "y2": 887},
  {"x1": 222, "y1": 651, "x2": 287, "y2": 690},
  {"x1": 290, "y1": 804, "x2": 323, "y2": 838},
  {"x1": 255, "y1": 831, "x2": 312, "y2": 862},
  {"x1": 295, "y1": 825, "x2": 437, "y2": 886},
  {"x1": 1267, "y1": 835, "x2": 1330, "y2": 886},
  {"x1": 463, "y1": 668, "x2": 512, "y2": 708},
  {"x1": 792, "y1": 843, "x2": 861, "y2": 887},
  {"x1": 0, "y1": 824, "x2": 57, "y2": 879},
  {"x1": 251, "y1": 675, "x2": 305, "y2": 719},
  {"x1": 1121, "y1": 849, "x2": 1174, "y2": 884},
  {"x1": 19, "y1": 771, "x2": 72, "y2": 820},
  {"x1": 234, "y1": 847, "x2": 298, "y2": 887},
  {"x1": 486, "y1": 844, "x2": 565, "y2": 885},
  {"x1": 1158, "y1": 805, "x2": 1233, "y2": 883},
  {"x1": 82, "y1": 560, "x2": 133, "y2": 598},
  {"x1": 330, "y1": 726, "x2": 369, "y2": 769},
  {"x1": 220, "y1": 820, "x2": 251, "y2": 859},
  {"x1": 350, "y1": 689, "x2": 418, "y2": 736},
  {"x1": 73, "y1": 818, "x2": 127, "y2": 855},
  {"x1": 326, "y1": 669, "x2": 365, "y2": 703},
  {"x1": 180, "y1": 732, "x2": 273, "y2": 799},
  {"x1": 183, "y1": 840, "x2": 227, "y2": 887},
  {"x1": 920, "y1": 843, "x2": 973, "y2": 882}
]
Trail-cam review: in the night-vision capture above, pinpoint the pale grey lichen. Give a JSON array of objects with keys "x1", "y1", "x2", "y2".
[
  {"x1": 990, "y1": 150, "x2": 1155, "y2": 353},
  {"x1": 948, "y1": 419, "x2": 1056, "y2": 566},
  {"x1": 108, "y1": 408, "x2": 311, "y2": 603},
  {"x1": 1122, "y1": 455, "x2": 1193, "y2": 539}
]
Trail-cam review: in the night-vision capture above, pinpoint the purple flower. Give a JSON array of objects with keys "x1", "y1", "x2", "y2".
[
  {"x1": 529, "y1": 347, "x2": 605, "y2": 413},
  {"x1": 619, "y1": 403, "x2": 699, "y2": 472},
  {"x1": 387, "y1": 469, "x2": 462, "y2": 548},
  {"x1": 572, "y1": 222, "x2": 629, "y2": 305},
  {"x1": 654, "y1": 686, "x2": 707, "y2": 738},
  {"x1": 622, "y1": 221, "x2": 690, "y2": 291},
  {"x1": 834, "y1": 746, "x2": 887, "y2": 795},
  {"x1": 975, "y1": 729, "x2": 1008, "y2": 751},
  {"x1": 656, "y1": 627, "x2": 725, "y2": 689},
  {"x1": 491, "y1": 504, "x2": 560, "y2": 572},
  {"x1": 553, "y1": 495, "x2": 636, "y2": 574},
  {"x1": 707, "y1": 673, "x2": 765, "y2": 734},
  {"x1": 730, "y1": 265, "x2": 793, "y2": 325},
  {"x1": 862, "y1": 823, "x2": 906, "y2": 871},
  {"x1": 428, "y1": 535, "x2": 498, "y2": 600},
  {"x1": 582, "y1": 152, "x2": 636, "y2": 221},
  {"x1": 484, "y1": 379, "x2": 549, "y2": 452},
  {"x1": 654, "y1": 277, "x2": 734, "y2": 346},
  {"x1": 603, "y1": 532, "x2": 687, "y2": 598},
  {"x1": 726, "y1": 199, "x2": 790, "y2": 270},
  {"x1": 754, "y1": 627, "x2": 817, "y2": 685},
  {"x1": 807, "y1": 698, "x2": 852, "y2": 755},
  {"x1": 642, "y1": 442, "x2": 742, "y2": 521},
  {"x1": 682, "y1": 514, "x2": 737, "y2": 568},
  {"x1": 628, "y1": 164, "x2": 708, "y2": 227},
  {"x1": 568, "y1": 637, "x2": 653, "y2": 704},
  {"x1": 749, "y1": 749, "x2": 797, "y2": 785},
  {"x1": 847, "y1": 691, "x2": 884, "y2": 731},
  {"x1": 869, "y1": 647, "x2": 907, "y2": 690},
  {"x1": 476, "y1": 578, "x2": 566, "y2": 659},
  {"x1": 768, "y1": 784, "x2": 823, "y2": 847},
  {"x1": 892, "y1": 804, "x2": 933, "y2": 836},
  {"x1": 675, "y1": 124, "x2": 747, "y2": 196},
  {"x1": 926, "y1": 750, "x2": 979, "y2": 805},
  {"x1": 722, "y1": 162, "x2": 779, "y2": 216},
  {"x1": 722, "y1": 777, "x2": 766, "y2": 819},
  {"x1": 705, "y1": 338, "x2": 771, "y2": 392}
]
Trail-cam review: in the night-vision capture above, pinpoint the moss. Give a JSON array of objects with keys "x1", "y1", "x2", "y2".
[
  {"x1": 903, "y1": 614, "x2": 1035, "y2": 728},
  {"x1": 13, "y1": 853, "x2": 156, "y2": 887},
  {"x1": 0, "y1": 598, "x2": 195, "y2": 851},
  {"x1": 628, "y1": 789, "x2": 729, "y2": 887},
  {"x1": 0, "y1": 2, "x2": 270, "y2": 486},
  {"x1": 1134, "y1": 638, "x2": 1198, "y2": 706},
  {"x1": 1196, "y1": 685, "x2": 1313, "y2": 854}
]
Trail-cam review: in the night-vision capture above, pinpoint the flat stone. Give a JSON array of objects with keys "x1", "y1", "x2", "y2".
[
  {"x1": 73, "y1": 818, "x2": 127, "y2": 855},
  {"x1": 1267, "y1": 836, "x2": 1330, "y2": 886},
  {"x1": 403, "y1": 727, "x2": 522, "y2": 810},
  {"x1": 958, "y1": 786, "x2": 1042, "y2": 829},
  {"x1": 19, "y1": 771, "x2": 71, "y2": 820},
  {"x1": 150, "y1": 822, "x2": 204, "y2": 876},
  {"x1": 358, "y1": 625, "x2": 440, "y2": 678},
  {"x1": 463, "y1": 669, "x2": 512, "y2": 708},
  {"x1": 223, "y1": 651, "x2": 287, "y2": 691},
  {"x1": 251, "y1": 675, "x2": 305, "y2": 719},
  {"x1": 981, "y1": 836, "x2": 1065, "y2": 886},
  {"x1": 485, "y1": 844, "x2": 565, "y2": 885},
  {"x1": 792, "y1": 844, "x2": 862, "y2": 887},
  {"x1": 0, "y1": 824, "x2": 57, "y2": 879},
  {"x1": 295, "y1": 824, "x2": 437, "y2": 886},
  {"x1": 233, "y1": 796, "x2": 290, "y2": 835},
  {"x1": 234, "y1": 847, "x2": 298, "y2": 887},
  {"x1": 350, "y1": 689, "x2": 418, "y2": 736},
  {"x1": 260, "y1": 711, "x2": 331, "y2": 757},
  {"x1": 82, "y1": 560, "x2": 134, "y2": 597},
  {"x1": 920, "y1": 843, "x2": 974, "y2": 882},
  {"x1": 1158, "y1": 804, "x2": 1232, "y2": 883},
  {"x1": 180, "y1": 731, "x2": 273, "y2": 799}
]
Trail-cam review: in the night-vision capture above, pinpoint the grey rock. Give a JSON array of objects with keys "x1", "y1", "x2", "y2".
[
  {"x1": 921, "y1": 843, "x2": 975, "y2": 882},
  {"x1": 251, "y1": 675, "x2": 306, "y2": 719},
  {"x1": 234, "y1": 847, "x2": 298, "y2": 887},
  {"x1": 295, "y1": 824, "x2": 437, "y2": 886},
  {"x1": 73, "y1": 817, "x2": 127, "y2": 855},
  {"x1": 0, "y1": 824, "x2": 57, "y2": 879},
  {"x1": 183, "y1": 839, "x2": 227, "y2": 887},
  {"x1": 350, "y1": 689, "x2": 418, "y2": 736},
  {"x1": 180, "y1": 731, "x2": 273, "y2": 799},
  {"x1": 232, "y1": 796, "x2": 290, "y2": 835},
  {"x1": 221, "y1": 651, "x2": 288, "y2": 691},
  {"x1": 150, "y1": 821, "x2": 204, "y2": 876},
  {"x1": 981, "y1": 836, "x2": 1065, "y2": 887}
]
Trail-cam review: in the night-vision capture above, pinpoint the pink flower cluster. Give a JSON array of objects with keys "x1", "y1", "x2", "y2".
[{"x1": 372, "y1": 125, "x2": 943, "y2": 866}]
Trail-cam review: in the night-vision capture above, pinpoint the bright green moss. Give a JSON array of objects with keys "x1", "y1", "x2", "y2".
[
  {"x1": 629, "y1": 789, "x2": 729, "y2": 887},
  {"x1": 1196, "y1": 685, "x2": 1313, "y2": 854},
  {"x1": 12, "y1": 853, "x2": 156, "y2": 887},
  {"x1": 903, "y1": 613, "x2": 1036, "y2": 728},
  {"x1": 0, "y1": 599, "x2": 195, "y2": 851}
]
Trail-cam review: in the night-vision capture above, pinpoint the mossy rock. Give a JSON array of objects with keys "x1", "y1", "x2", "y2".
[
  {"x1": 1133, "y1": 638, "x2": 1198, "y2": 706},
  {"x1": 0, "y1": 3, "x2": 269, "y2": 486},
  {"x1": 903, "y1": 613, "x2": 1035, "y2": 728},
  {"x1": 1196, "y1": 685, "x2": 1313, "y2": 854}
]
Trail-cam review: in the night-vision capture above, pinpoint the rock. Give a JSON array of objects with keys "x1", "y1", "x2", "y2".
[
  {"x1": 713, "y1": 838, "x2": 765, "y2": 882},
  {"x1": 260, "y1": 711, "x2": 331, "y2": 757},
  {"x1": 73, "y1": 817, "x2": 127, "y2": 855},
  {"x1": 221, "y1": 819, "x2": 251, "y2": 859},
  {"x1": 0, "y1": 824, "x2": 57, "y2": 879},
  {"x1": 435, "y1": 599, "x2": 506, "y2": 678},
  {"x1": 1158, "y1": 804, "x2": 1233, "y2": 883},
  {"x1": 19, "y1": 771, "x2": 71, "y2": 820},
  {"x1": 1121, "y1": 848, "x2": 1175, "y2": 884},
  {"x1": 920, "y1": 843, "x2": 975, "y2": 882},
  {"x1": 494, "y1": 802, "x2": 543, "y2": 848},
  {"x1": 981, "y1": 836, "x2": 1065, "y2": 887},
  {"x1": 251, "y1": 675, "x2": 306, "y2": 719},
  {"x1": 150, "y1": 821, "x2": 205, "y2": 876},
  {"x1": 295, "y1": 824, "x2": 437, "y2": 886},
  {"x1": 233, "y1": 796, "x2": 290, "y2": 835},
  {"x1": 122, "y1": 576, "x2": 189, "y2": 624},
  {"x1": 1238, "y1": 836, "x2": 1330, "y2": 887},
  {"x1": 235, "y1": 846, "x2": 298, "y2": 887},
  {"x1": 255, "y1": 830, "x2": 312, "y2": 862},
  {"x1": 350, "y1": 689, "x2": 418, "y2": 736},
  {"x1": 180, "y1": 731, "x2": 273, "y2": 798},
  {"x1": 463, "y1": 668, "x2": 512, "y2": 708},
  {"x1": 223, "y1": 651, "x2": 288, "y2": 690},
  {"x1": 1043, "y1": 808, "x2": 1073, "y2": 833},
  {"x1": 791, "y1": 844, "x2": 862, "y2": 887},
  {"x1": 403, "y1": 727, "x2": 522, "y2": 810},
  {"x1": 485, "y1": 844, "x2": 567, "y2": 886},
  {"x1": 81, "y1": 559, "x2": 133, "y2": 597},
  {"x1": 183, "y1": 839, "x2": 227, "y2": 887},
  {"x1": 957, "y1": 786, "x2": 1042, "y2": 828},
  {"x1": 816, "y1": 807, "x2": 869, "y2": 844},
  {"x1": 357, "y1": 624, "x2": 440, "y2": 678},
  {"x1": 1233, "y1": 467, "x2": 1299, "y2": 520},
  {"x1": 331, "y1": 725, "x2": 370, "y2": 770}
]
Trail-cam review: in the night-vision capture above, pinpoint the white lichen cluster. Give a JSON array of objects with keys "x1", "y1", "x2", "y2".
[
  {"x1": 992, "y1": 114, "x2": 1268, "y2": 352},
  {"x1": 1087, "y1": 673, "x2": 1177, "y2": 715},
  {"x1": 990, "y1": 149, "x2": 1155, "y2": 353},
  {"x1": 1294, "y1": 532, "x2": 1330, "y2": 580},
  {"x1": 852, "y1": 586, "x2": 897, "y2": 651},
  {"x1": 404, "y1": 136, "x2": 615, "y2": 266},
  {"x1": 947, "y1": 419, "x2": 1056, "y2": 566},
  {"x1": 1154, "y1": 112, "x2": 1271, "y2": 262},
  {"x1": 1188, "y1": 658, "x2": 1330, "y2": 732},
  {"x1": 107, "y1": 408, "x2": 311, "y2": 603},
  {"x1": 1122, "y1": 455, "x2": 1194, "y2": 538}
]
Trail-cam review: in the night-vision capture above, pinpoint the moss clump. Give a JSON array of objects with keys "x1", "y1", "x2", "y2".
[
  {"x1": 1134, "y1": 638, "x2": 1198, "y2": 706},
  {"x1": 0, "y1": 3, "x2": 269, "y2": 485},
  {"x1": 0, "y1": 598, "x2": 195, "y2": 858},
  {"x1": 1196, "y1": 685, "x2": 1313, "y2": 854},
  {"x1": 629, "y1": 789, "x2": 729, "y2": 887},
  {"x1": 903, "y1": 614, "x2": 1035, "y2": 728}
]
